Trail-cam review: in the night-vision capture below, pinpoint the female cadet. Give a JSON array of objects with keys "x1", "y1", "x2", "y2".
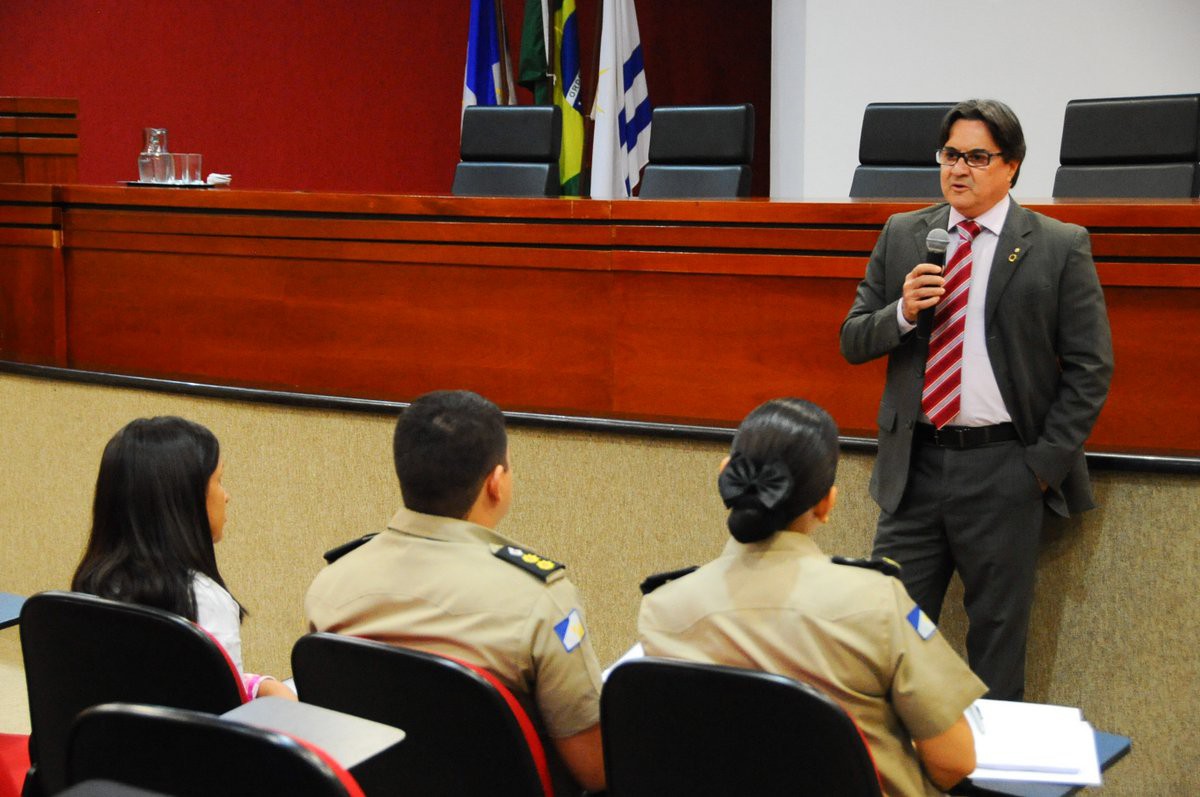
[{"x1": 638, "y1": 398, "x2": 985, "y2": 796}]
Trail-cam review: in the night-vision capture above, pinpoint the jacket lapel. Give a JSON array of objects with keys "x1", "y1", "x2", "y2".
[
  {"x1": 912, "y1": 205, "x2": 952, "y2": 258},
  {"x1": 985, "y1": 201, "x2": 1035, "y2": 326}
]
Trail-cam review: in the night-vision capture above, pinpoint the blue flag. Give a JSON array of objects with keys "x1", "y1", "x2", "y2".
[{"x1": 463, "y1": 0, "x2": 516, "y2": 115}]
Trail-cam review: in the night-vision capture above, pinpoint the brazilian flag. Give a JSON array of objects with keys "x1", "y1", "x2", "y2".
[{"x1": 519, "y1": 0, "x2": 584, "y2": 196}]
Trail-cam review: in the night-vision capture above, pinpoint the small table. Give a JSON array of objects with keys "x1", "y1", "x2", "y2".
[
  {"x1": 0, "y1": 593, "x2": 25, "y2": 630},
  {"x1": 959, "y1": 731, "x2": 1132, "y2": 796}
]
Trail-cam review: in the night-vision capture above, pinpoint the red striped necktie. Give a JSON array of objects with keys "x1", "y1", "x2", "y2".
[{"x1": 922, "y1": 220, "x2": 981, "y2": 429}]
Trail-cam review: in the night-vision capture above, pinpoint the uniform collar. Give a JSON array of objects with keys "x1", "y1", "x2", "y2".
[
  {"x1": 387, "y1": 505, "x2": 512, "y2": 547},
  {"x1": 720, "y1": 530, "x2": 825, "y2": 558}
]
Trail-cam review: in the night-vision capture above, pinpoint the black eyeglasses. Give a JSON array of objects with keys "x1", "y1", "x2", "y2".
[{"x1": 935, "y1": 148, "x2": 1004, "y2": 168}]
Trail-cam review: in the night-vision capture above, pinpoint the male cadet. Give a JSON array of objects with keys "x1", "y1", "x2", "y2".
[
  {"x1": 840, "y1": 99, "x2": 1113, "y2": 700},
  {"x1": 305, "y1": 390, "x2": 605, "y2": 793}
]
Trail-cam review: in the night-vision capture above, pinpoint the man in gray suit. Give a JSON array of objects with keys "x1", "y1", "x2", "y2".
[{"x1": 840, "y1": 99, "x2": 1113, "y2": 700}]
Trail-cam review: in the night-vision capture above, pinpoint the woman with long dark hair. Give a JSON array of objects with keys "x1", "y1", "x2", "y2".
[
  {"x1": 638, "y1": 398, "x2": 984, "y2": 796},
  {"x1": 73, "y1": 416, "x2": 291, "y2": 699}
]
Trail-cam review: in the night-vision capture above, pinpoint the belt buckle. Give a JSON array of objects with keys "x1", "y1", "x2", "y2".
[{"x1": 933, "y1": 426, "x2": 967, "y2": 448}]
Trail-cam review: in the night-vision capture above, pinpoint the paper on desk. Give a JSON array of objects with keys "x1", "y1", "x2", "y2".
[{"x1": 968, "y1": 699, "x2": 1101, "y2": 786}]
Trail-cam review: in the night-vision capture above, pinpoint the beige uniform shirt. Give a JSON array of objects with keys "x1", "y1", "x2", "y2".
[
  {"x1": 305, "y1": 507, "x2": 603, "y2": 741},
  {"x1": 639, "y1": 532, "x2": 986, "y2": 797}
]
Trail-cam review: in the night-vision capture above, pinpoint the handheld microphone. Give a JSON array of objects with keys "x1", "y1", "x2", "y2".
[{"x1": 916, "y1": 228, "x2": 952, "y2": 340}]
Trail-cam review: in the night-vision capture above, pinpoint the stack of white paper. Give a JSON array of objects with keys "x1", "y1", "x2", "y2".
[{"x1": 967, "y1": 699, "x2": 1102, "y2": 786}]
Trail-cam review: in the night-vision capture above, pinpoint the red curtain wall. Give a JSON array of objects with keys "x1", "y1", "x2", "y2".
[{"x1": 0, "y1": 0, "x2": 770, "y2": 195}]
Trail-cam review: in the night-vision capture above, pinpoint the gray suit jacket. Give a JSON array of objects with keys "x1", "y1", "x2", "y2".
[{"x1": 839, "y1": 201, "x2": 1114, "y2": 517}]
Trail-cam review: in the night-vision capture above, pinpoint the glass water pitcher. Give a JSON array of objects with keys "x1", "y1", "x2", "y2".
[{"x1": 138, "y1": 127, "x2": 173, "y2": 183}]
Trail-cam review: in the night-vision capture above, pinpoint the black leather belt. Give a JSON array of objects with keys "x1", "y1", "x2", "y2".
[{"x1": 915, "y1": 422, "x2": 1018, "y2": 449}]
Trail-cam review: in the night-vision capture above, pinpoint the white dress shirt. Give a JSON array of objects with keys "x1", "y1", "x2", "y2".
[{"x1": 897, "y1": 195, "x2": 1013, "y2": 426}]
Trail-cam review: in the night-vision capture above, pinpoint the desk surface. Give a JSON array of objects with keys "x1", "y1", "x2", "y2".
[
  {"x1": 0, "y1": 592, "x2": 25, "y2": 630},
  {"x1": 222, "y1": 696, "x2": 404, "y2": 771},
  {"x1": 965, "y1": 731, "x2": 1132, "y2": 797}
]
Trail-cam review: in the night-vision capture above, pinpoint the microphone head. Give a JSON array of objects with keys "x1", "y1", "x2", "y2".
[{"x1": 925, "y1": 227, "x2": 951, "y2": 254}]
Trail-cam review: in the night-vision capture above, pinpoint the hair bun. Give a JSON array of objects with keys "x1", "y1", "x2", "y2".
[{"x1": 718, "y1": 454, "x2": 794, "y2": 510}]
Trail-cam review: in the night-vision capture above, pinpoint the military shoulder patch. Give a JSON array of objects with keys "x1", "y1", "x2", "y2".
[
  {"x1": 907, "y1": 605, "x2": 938, "y2": 640},
  {"x1": 831, "y1": 555, "x2": 901, "y2": 577},
  {"x1": 493, "y1": 545, "x2": 565, "y2": 581},
  {"x1": 554, "y1": 609, "x2": 586, "y2": 652}
]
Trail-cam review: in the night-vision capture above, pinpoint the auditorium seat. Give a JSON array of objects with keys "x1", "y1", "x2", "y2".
[
  {"x1": 638, "y1": 104, "x2": 755, "y2": 198},
  {"x1": 602, "y1": 658, "x2": 884, "y2": 796},
  {"x1": 292, "y1": 632, "x2": 552, "y2": 796},
  {"x1": 849, "y1": 102, "x2": 953, "y2": 198},
  {"x1": 19, "y1": 591, "x2": 247, "y2": 796},
  {"x1": 452, "y1": 106, "x2": 562, "y2": 198},
  {"x1": 67, "y1": 703, "x2": 364, "y2": 797},
  {"x1": 1053, "y1": 93, "x2": 1200, "y2": 197}
]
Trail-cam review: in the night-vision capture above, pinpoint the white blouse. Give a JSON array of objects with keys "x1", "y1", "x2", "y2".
[{"x1": 192, "y1": 571, "x2": 244, "y2": 670}]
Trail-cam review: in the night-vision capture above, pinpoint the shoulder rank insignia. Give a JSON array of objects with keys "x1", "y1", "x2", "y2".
[
  {"x1": 493, "y1": 545, "x2": 564, "y2": 581},
  {"x1": 639, "y1": 565, "x2": 699, "y2": 595},
  {"x1": 831, "y1": 555, "x2": 901, "y2": 577}
]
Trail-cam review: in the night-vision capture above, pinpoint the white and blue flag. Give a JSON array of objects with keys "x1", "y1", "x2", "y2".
[
  {"x1": 589, "y1": 0, "x2": 651, "y2": 198},
  {"x1": 463, "y1": 0, "x2": 516, "y2": 116}
]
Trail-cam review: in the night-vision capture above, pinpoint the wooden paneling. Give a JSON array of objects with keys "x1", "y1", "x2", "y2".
[
  {"x1": 1, "y1": 185, "x2": 1198, "y2": 457},
  {"x1": 0, "y1": 98, "x2": 80, "y2": 184}
]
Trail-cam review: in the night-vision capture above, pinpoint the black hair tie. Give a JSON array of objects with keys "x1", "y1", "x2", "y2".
[{"x1": 718, "y1": 454, "x2": 794, "y2": 510}]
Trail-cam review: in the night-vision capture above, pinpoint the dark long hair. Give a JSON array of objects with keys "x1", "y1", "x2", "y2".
[
  {"x1": 720, "y1": 398, "x2": 839, "y2": 543},
  {"x1": 72, "y1": 416, "x2": 241, "y2": 622}
]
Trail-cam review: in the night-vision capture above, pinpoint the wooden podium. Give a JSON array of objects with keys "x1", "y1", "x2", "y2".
[{"x1": 0, "y1": 98, "x2": 79, "y2": 184}]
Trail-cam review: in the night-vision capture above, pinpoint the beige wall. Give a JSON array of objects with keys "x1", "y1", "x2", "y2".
[{"x1": 0, "y1": 372, "x2": 1195, "y2": 793}]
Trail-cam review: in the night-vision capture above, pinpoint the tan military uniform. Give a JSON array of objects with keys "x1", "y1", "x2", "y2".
[
  {"x1": 305, "y1": 507, "x2": 604, "y2": 744},
  {"x1": 639, "y1": 532, "x2": 986, "y2": 797}
]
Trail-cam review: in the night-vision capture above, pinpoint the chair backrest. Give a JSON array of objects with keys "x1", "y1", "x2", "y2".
[
  {"x1": 67, "y1": 703, "x2": 364, "y2": 797},
  {"x1": 1053, "y1": 93, "x2": 1200, "y2": 197},
  {"x1": 601, "y1": 658, "x2": 884, "y2": 797},
  {"x1": 452, "y1": 105, "x2": 562, "y2": 198},
  {"x1": 639, "y1": 104, "x2": 754, "y2": 198},
  {"x1": 849, "y1": 102, "x2": 953, "y2": 198},
  {"x1": 292, "y1": 632, "x2": 552, "y2": 797},
  {"x1": 18, "y1": 591, "x2": 247, "y2": 796}
]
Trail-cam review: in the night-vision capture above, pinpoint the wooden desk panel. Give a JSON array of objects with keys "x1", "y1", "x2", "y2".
[
  {"x1": 0, "y1": 98, "x2": 79, "y2": 184},
  {"x1": 1, "y1": 185, "x2": 1197, "y2": 458}
]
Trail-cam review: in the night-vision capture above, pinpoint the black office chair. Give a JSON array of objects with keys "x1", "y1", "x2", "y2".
[
  {"x1": 638, "y1": 104, "x2": 754, "y2": 198},
  {"x1": 452, "y1": 105, "x2": 562, "y2": 197},
  {"x1": 66, "y1": 703, "x2": 364, "y2": 797},
  {"x1": 602, "y1": 658, "x2": 884, "y2": 797},
  {"x1": 849, "y1": 102, "x2": 954, "y2": 198},
  {"x1": 18, "y1": 591, "x2": 248, "y2": 797},
  {"x1": 292, "y1": 632, "x2": 552, "y2": 796},
  {"x1": 1053, "y1": 93, "x2": 1200, "y2": 197}
]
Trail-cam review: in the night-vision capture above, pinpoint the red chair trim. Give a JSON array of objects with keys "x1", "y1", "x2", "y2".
[
  {"x1": 195, "y1": 624, "x2": 251, "y2": 704},
  {"x1": 441, "y1": 654, "x2": 554, "y2": 797},
  {"x1": 286, "y1": 734, "x2": 367, "y2": 797},
  {"x1": 848, "y1": 714, "x2": 886, "y2": 794},
  {"x1": 0, "y1": 733, "x2": 30, "y2": 797}
]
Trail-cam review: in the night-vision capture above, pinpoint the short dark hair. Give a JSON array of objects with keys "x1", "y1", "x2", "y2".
[
  {"x1": 939, "y1": 98, "x2": 1027, "y2": 187},
  {"x1": 72, "y1": 416, "x2": 239, "y2": 622},
  {"x1": 723, "y1": 398, "x2": 839, "y2": 543},
  {"x1": 393, "y1": 390, "x2": 508, "y2": 519}
]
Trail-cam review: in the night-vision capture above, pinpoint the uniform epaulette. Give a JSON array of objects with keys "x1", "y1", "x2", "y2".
[
  {"x1": 493, "y1": 545, "x2": 565, "y2": 581},
  {"x1": 639, "y1": 565, "x2": 699, "y2": 595},
  {"x1": 831, "y1": 555, "x2": 901, "y2": 577}
]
